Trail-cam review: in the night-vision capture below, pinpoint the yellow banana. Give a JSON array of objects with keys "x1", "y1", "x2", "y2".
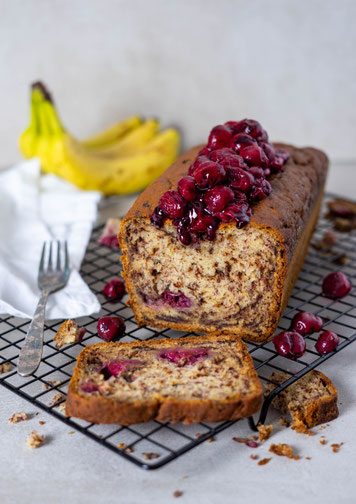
[
  {"x1": 81, "y1": 116, "x2": 143, "y2": 149},
  {"x1": 18, "y1": 88, "x2": 43, "y2": 158}
]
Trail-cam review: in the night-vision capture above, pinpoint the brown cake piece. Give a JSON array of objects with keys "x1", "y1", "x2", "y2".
[
  {"x1": 119, "y1": 143, "x2": 328, "y2": 343},
  {"x1": 264, "y1": 370, "x2": 338, "y2": 430},
  {"x1": 54, "y1": 320, "x2": 86, "y2": 349},
  {"x1": 66, "y1": 334, "x2": 262, "y2": 425}
]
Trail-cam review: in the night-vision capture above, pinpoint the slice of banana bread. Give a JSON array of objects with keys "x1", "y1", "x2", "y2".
[
  {"x1": 119, "y1": 142, "x2": 328, "y2": 342},
  {"x1": 66, "y1": 334, "x2": 262, "y2": 425},
  {"x1": 264, "y1": 370, "x2": 339, "y2": 429}
]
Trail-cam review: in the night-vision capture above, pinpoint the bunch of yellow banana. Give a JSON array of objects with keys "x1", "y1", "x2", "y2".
[{"x1": 18, "y1": 82, "x2": 180, "y2": 195}]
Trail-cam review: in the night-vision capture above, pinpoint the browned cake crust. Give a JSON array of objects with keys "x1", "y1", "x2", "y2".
[
  {"x1": 66, "y1": 334, "x2": 262, "y2": 425},
  {"x1": 119, "y1": 143, "x2": 328, "y2": 342},
  {"x1": 264, "y1": 370, "x2": 339, "y2": 428}
]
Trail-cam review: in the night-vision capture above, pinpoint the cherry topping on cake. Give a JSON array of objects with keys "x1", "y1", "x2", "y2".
[
  {"x1": 97, "y1": 316, "x2": 125, "y2": 341},
  {"x1": 178, "y1": 176, "x2": 198, "y2": 202},
  {"x1": 273, "y1": 331, "x2": 306, "y2": 359},
  {"x1": 231, "y1": 133, "x2": 257, "y2": 153},
  {"x1": 203, "y1": 185, "x2": 235, "y2": 213},
  {"x1": 102, "y1": 278, "x2": 125, "y2": 302},
  {"x1": 240, "y1": 145, "x2": 268, "y2": 167},
  {"x1": 322, "y1": 272, "x2": 352, "y2": 299},
  {"x1": 193, "y1": 161, "x2": 226, "y2": 189},
  {"x1": 227, "y1": 166, "x2": 254, "y2": 192},
  {"x1": 207, "y1": 125, "x2": 233, "y2": 150},
  {"x1": 158, "y1": 347, "x2": 208, "y2": 366},
  {"x1": 291, "y1": 311, "x2": 323, "y2": 335},
  {"x1": 209, "y1": 148, "x2": 237, "y2": 162},
  {"x1": 159, "y1": 190, "x2": 186, "y2": 219},
  {"x1": 315, "y1": 331, "x2": 340, "y2": 355},
  {"x1": 150, "y1": 206, "x2": 166, "y2": 228}
]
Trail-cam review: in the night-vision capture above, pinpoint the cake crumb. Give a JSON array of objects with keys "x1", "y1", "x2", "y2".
[
  {"x1": 195, "y1": 432, "x2": 203, "y2": 439},
  {"x1": 42, "y1": 380, "x2": 61, "y2": 390},
  {"x1": 173, "y1": 490, "x2": 183, "y2": 498},
  {"x1": 277, "y1": 417, "x2": 291, "y2": 427},
  {"x1": 39, "y1": 421, "x2": 45, "y2": 426},
  {"x1": 25, "y1": 431, "x2": 45, "y2": 448},
  {"x1": 0, "y1": 362, "x2": 11, "y2": 375},
  {"x1": 54, "y1": 320, "x2": 86, "y2": 349},
  {"x1": 257, "y1": 423, "x2": 274, "y2": 442},
  {"x1": 320, "y1": 439, "x2": 327, "y2": 445},
  {"x1": 331, "y1": 443, "x2": 343, "y2": 453},
  {"x1": 206, "y1": 436, "x2": 215, "y2": 443},
  {"x1": 250, "y1": 454, "x2": 258, "y2": 460},
  {"x1": 9, "y1": 411, "x2": 28, "y2": 423},
  {"x1": 294, "y1": 456, "x2": 301, "y2": 460},
  {"x1": 118, "y1": 443, "x2": 134, "y2": 454},
  {"x1": 258, "y1": 458, "x2": 271, "y2": 466},
  {"x1": 306, "y1": 457, "x2": 311, "y2": 460},
  {"x1": 68, "y1": 431, "x2": 75, "y2": 435},
  {"x1": 291, "y1": 419, "x2": 314, "y2": 436},
  {"x1": 57, "y1": 401, "x2": 66, "y2": 413},
  {"x1": 50, "y1": 392, "x2": 65, "y2": 406},
  {"x1": 269, "y1": 443, "x2": 294, "y2": 459},
  {"x1": 142, "y1": 452, "x2": 160, "y2": 460}
]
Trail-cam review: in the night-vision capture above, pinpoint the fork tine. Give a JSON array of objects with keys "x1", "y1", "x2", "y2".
[
  {"x1": 48, "y1": 241, "x2": 53, "y2": 271},
  {"x1": 39, "y1": 242, "x2": 46, "y2": 273},
  {"x1": 64, "y1": 241, "x2": 69, "y2": 273},
  {"x1": 56, "y1": 241, "x2": 61, "y2": 271}
]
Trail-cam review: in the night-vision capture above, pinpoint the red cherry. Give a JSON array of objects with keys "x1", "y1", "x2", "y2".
[
  {"x1": 97, "y1": 316, "x2": 125, "y2": 341},
  {"x1": 102, "y1": 278, "x2": 125, "y2": 302},
  {"x1": 240, "y1": 145, "x2": 268, "y2": 167},
  {"x1": 273, "y1": 331, "x2": 306, "y2": 359},
  {"x1": 291, "y1": 311, "x2": 323, "y2": 335},
  {"x1": 159, "y1": 190, "x2": 186, "y2": 218},
  {"x1": 315, "y1": 331, "x2": 340, "y2": 355},
  {"x1": 227, "y1": 167, "x2": 254, "y2": 192},
  {"x1": 178, "y1": 176, "x2": 198, "y2": 202},
  {"x1": 322, "y1": 272, "x2": 352, "y2": 299},
  {"x1": 207, "y1": 125, "x2": 233, "y2": 150},
  {"x1": 203, "y1": 185, "x2": 235, "y2": 213},
  {"x1": 193, "y1": 161, "x2": 226, "y2": 189},
  {"x1": 231, "y1": 133, "x2": 257, "y2": 153}
]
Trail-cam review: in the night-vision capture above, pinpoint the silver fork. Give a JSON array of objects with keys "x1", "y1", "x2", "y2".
[{"x1": 17, "y1": 241, "x2": 70, "y2": 377}]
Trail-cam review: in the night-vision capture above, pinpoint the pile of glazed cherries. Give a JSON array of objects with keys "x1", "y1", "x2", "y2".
[{"x1": 151, "y1": 119, "x2": 290, "y2": 245}]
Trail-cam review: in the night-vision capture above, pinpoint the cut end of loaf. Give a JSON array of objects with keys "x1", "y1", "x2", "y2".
[{"x1": 121, "y1": 219, "x2": 286, "y2": 340}]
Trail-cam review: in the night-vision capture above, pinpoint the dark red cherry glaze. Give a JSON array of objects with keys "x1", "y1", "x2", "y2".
[
  {"x1": 97, "y1": 316, "x2": 125, "y2": 341},
  {"x1": 315, "y1": 331, "x2": 340, "y2": 355},
  {"x1": 273, "y1": 331, "x2": 306, "y2": 359},
  {"x1": 291, "y1": 311, "x2": 323, "y2": 335},
  {"x1": 151, "y1": 119, "x2": 289, "y2": 245},
  {"x1": 322, "y1": 272, "x2": 351, "y2": 299}
]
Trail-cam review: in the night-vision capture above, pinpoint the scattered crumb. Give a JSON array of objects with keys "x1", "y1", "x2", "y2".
[
  {"x1": 205, "y1": 436, "x2": 215, "y2": 443},
  {"x1": 312, "y1": 230, "x2": 338, "y2": 251},
  {"x1": 294, "y1": 456, "x2": 301, "y2": 460},
  {"x1": 291, "y1": 419, "x2": 314, "y2": 436},
  {"x1": 39, "y1": 421, "x2": 45, "y2": 426},
  {"x1": 68, "y1": 431, "x2": 75, "y2": 435},
  {"x1": 142, "y1": 452, "x2": 160, "y2": 460},
  {"x1": 118, "y1": 443, "x2": 134, "y2": 454},
  {"x1": 320, "y1": 439, "x2": 327, "y2": 445},
  {"x1": 35, "y1": 412, "x2": 39, "y2": 416},
  {"x1": 250, "y1": 454, "x2": 258, "y2": 460},
  {"x1": 9, "y1": 411, "x2": 28, "y2": 423},
  {"x1": 269, "y1": 443, "x2": 294, "y2": 459},
  {"x1": 25, "y1": 431, "x2": 45, "y2": 448},
  {"x1": 277, "y1": 417, "x2": 291, "y2": 427},
  {"x1": 173, "y1": 491, "x2": 183, "y2": 498},
  {"x1": 54, "y1": 320, "x2": 86, "y2": 349},
  {"x1": 182, "y1": 476, "x2": 189, "y2": 480},
  {"x1": 232, "y1": 437, "x2": 246, "y2": 444},
  {"x1": 306, "y1": 457, "x2": 311, "y2": 460},
  {"x1": 0, "y1": 362, "x2": 11, "y2": 375},
  {"x1": 195, "y1": 433, "x2": 203, "y2": 439},
  {"x1": 331, "y1": 443, "x2": 344, "y2": 453},
  {"x1": 57, "y1": 401, "x2": 66, "y2": 413},
  {"x1": 258, "y1": 458, "x2": 271, "y2": 466},
  {"x1": 257, "y1": 424, "x2": 274, "y2": 442},
  {"x1": 232, "y1": 437, "x2": 259, "y2": 448},
  {"x1": 318, "y1": 424, "x2": 329, "y2": 431},
  {"x1": 42, "y1": 380, "x2": 61, "y2": 390},
  {"x1": 332, "y1": 254, "x2": 350, "y2": 265},
  {"x1": 50, "y1": 392, "x2": 65, "y2": 406}
]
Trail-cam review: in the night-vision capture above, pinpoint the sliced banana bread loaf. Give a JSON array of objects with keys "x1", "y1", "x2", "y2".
[
  {"x1": 264, "y1": 370, "x2": 339, "y2": 429},
  {"x1": 119, "y1": 132, "x2": 328, "y2": 343},
  {"x1": 66, "y1": 334, "x2": 262, "y2": 424}
]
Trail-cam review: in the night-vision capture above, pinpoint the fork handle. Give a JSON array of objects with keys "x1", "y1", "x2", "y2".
[{"x1": 17, "y1": 289, "x2": 50, "y2": 377}]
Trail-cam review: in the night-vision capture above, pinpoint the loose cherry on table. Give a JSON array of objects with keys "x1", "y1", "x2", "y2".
[
  {"x1": 290, "y1": 311, "x2": 323, "y2": 335},
  {"x1": 315, "y1": 331, "x2": 340, "y2": 355},
  {"x1": 273, "y1": 331, "x2": 306, "y2": 359},
  {"x1": 97, "y1": 316, "x2": 126, "y2": 341},
  {"x1": 322, "y1": 271, "x2": 352, "y2": 299},
  {"x1": 102, "y1": 278, "x2": 125, "y2": 302}
]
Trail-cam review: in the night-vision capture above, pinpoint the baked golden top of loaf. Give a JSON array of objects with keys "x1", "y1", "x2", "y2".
[
  {"x1": 122, "y1": 143, "x2": 327, "y2": 263},
  {"x1": 66, "y1": 334, "x2": 262, "y2": 425}
]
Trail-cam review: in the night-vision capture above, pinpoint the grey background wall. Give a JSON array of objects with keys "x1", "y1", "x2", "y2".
[{"x1": 1, "y1": 0, "x2": 356, "y2": 165}]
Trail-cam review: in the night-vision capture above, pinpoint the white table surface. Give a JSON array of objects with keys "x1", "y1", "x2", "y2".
[{"x1": 1, "y1": 161, "x2": 356, "y2": 504}]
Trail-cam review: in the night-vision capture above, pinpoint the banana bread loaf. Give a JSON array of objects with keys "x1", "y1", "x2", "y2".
[
  {"x1": 66, "y1": 334, "x2": 262, "y2": 424},
  {"x1": 119, "y1": 121, "x2": 328, "y2": 343}
]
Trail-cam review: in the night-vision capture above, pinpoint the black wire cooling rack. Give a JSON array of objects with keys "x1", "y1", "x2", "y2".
[{"x1": 1, "y1": 192, "x2": 356, "y2": 470}]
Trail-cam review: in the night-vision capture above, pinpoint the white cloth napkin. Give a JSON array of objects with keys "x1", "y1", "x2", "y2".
[{"x1": 0, "y1": 159, "x2": 102, "y2": 319}]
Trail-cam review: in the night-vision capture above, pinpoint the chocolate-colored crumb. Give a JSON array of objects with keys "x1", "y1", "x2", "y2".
[
  {"x1": 142, "y1": 452, "x2": 160, "y2": 460},
  {"x1": 173, "y1": 491, "x2": 183, "y2": 498},
  {"x1": 258, "y1": 458, "x2": 271, "y2": 466}
]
